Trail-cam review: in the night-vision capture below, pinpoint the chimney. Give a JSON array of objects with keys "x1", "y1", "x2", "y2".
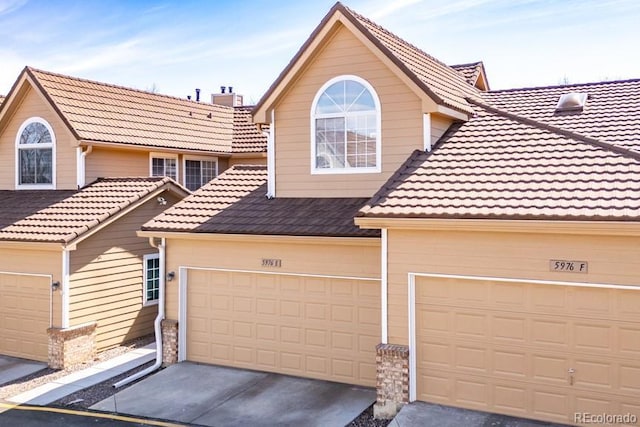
[
  {"x1": 211, "y1": 85, "x2": 243, "y2": 107},
  {"x1": 195, "y1": 88, "x2": 201, "y2": 102}
]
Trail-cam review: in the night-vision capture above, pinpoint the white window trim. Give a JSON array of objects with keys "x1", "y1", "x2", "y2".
[
  {"x1": 310, "y1": 75, "x2": 382, "y2": 175},
  {"x1": 143, "y1": 253, "x2": 160, "y2": 306},
  {"x1": 149, "y1": 152, "x2": 179, "y2": 181},
  {"x1": 182, "y1": 155, "x2": 218, "y2": 190},
  {"x1": 15, "y1": 117, "x2": 56, "y2": 189}
]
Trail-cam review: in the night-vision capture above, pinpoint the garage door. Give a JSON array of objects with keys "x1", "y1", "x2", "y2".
[
  {"x1": 415, "y1": 275, "x2": 640, "y2": 425},
  {"x1": 186, "y1": 269, "x2": 380, "y2": 386},
  {"x1": 0, "y1": 274, "x2": 50, "y2": 361}
]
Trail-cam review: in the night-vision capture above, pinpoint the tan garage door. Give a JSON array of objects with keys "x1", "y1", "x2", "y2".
[
  {"x1": 0, "y1": 274, "x2": 50, "y2": 361},
  {"x1": 416, "y1": 276, "x2": 640, "y2": 425},
  {"x1": 186, "y1": 269, "x2": 380, "y2": 386}
]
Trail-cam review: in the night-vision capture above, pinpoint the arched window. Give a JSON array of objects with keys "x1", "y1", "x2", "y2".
[
  {"x1": 311, "y1": 76, "x2": 381, "y2": 173},
  {"x1": 16, "y1": 117, "x2": 55, "y2": 188}
]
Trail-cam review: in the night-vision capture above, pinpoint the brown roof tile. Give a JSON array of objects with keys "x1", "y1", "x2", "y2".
[
  {"x1": 358, "y1": 103, "x2": 640, "y2": 220},
  {"x1": 22, "y1": 68, "x2": 266, "y2": 154},
  {"x1": 450, "y1": 62, "x2": 484, "y2": 86},
  {"x1": 0, "y1": 177, "x2": 184, "y2": 243},
  {"x1": 233, "y1": 107, "x2": 267, "y2": 153},
  {"x1": 344, "y1": 5, "x2": 479, "y2": 114},
  {"x1": 143, "y1": 165, "x2": 379, "y2": 237},
  {"x1": 482, "y1": 79, "x2": 640, "y2": 153}
]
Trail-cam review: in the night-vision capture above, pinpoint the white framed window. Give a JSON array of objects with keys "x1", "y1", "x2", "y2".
[
  {"x1": 183, "y1": 157, "x2": 218, "y2": 191},
  {"x1": 149, "y1": 153, "x2": 178, "y2": 181},
  {"x1": 143, "y1": 254, "x2": 160, "y2": 306},
  {"x1": 15, "y1": 117, "x2": 56, "y2": 189},
  {"x1": 310, "y1": 75, "x2": 381, "y2": 174}
]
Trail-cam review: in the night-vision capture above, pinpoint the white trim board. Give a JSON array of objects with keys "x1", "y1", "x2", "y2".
[{"x1": 406, "y1": 271, "x2": 640, "y2": 402}]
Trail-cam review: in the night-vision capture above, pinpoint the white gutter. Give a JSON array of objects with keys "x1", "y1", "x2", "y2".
[
  {"x1": 113, "y1": 237, "x2": 165, "y2": 388},
  {"x1": 265, "y1": 109, "x2": 276, "y2": 198}
]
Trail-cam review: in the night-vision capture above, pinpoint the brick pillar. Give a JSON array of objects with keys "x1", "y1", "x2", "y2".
[
  {"x1": 374, "y1": 343, "x2": 410, "y2": 419},
  {"x1": 47, "y1": 322, "x2": 97, "y2": 369},
  {"x1": 161, "y1": 319, "x2": 179, "y2": 366}
]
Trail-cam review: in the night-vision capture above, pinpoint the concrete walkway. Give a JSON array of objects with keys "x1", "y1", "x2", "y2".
[
  {"x1": 390, "y1": 402, "x2": 569, "y2": 427},
  {"x1": 7, "y1": 344, "x2": 156, "y2": 406},
  {"x1": 0, "y1": 357, "x2": 46, "y2": 386}
]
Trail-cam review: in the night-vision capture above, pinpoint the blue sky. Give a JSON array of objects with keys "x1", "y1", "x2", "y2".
[{"x1": 1, "y1": 0, "x2": 639, "y2": 104}]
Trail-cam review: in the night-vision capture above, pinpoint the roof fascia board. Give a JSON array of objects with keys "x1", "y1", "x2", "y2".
[
  {"x1": 0, "y1": 240, "x2": 66, "y2": 251},
  {"x1": 137, "y1": 230, "x2": 381, "y2": 247},
  {"x1": 66, "y1": 184, "x2": 189, "y2": 248},
  {"x1": 79, "y1": 139, "x2": 233, "y2": 157},
  {"x1": 435, "y1": 104, "x2": 469, "y2": 121},
  {"x1": 355, "y1": 217, "x2": 640, "y2": 236}
]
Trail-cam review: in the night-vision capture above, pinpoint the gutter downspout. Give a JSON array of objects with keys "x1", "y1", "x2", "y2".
[
  {"x1": 265, "y1": 109, "x2": 275, "y2": 198},
  {"x1": 113, "y1": 237, "x2": 165, "y2": 388},
  {"x1": 76, "y1": 145, "x2": 93, "y2": 189}
]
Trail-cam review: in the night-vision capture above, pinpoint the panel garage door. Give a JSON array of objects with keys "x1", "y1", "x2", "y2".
[
  {"x1": 187, "y1": 269, "x2": 380, "y2": 386},
  {"x1": 415, "y1": 276, "x2": 640, "y2": 425},
  {"x1": 0, "y1": 274, "x2": 50, "y2": 361}
]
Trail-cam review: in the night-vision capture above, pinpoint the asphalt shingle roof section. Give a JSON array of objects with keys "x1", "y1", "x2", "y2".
[
  {"x1": 0, "y1": 177, "x2": 180, "y2": 243},
  {"x1": 358, "y1": 103, "x2": 640, "y2": 221},
  {"x1": 24, "y1": 68, "x2": 266, "y2": 153},
  {"x1": 143, "y1": 165, "x2": 379, "y2": 238},
  {"x1": 482, "y1": 79, "x2": 640, "y2": 153}
]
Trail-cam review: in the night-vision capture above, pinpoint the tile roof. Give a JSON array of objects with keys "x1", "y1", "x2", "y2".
[
  {"x1": 233, "y1": 107, "x2": 268, "y2": 153},
  {"x1": 344, "y1": 4, "x2": 479, "y2": 114},
  {"x1": 0, "y1": 177, "x2": 184, "y2": 243},
  {"x1": 450, "y1": 62, "x2": 484, "y2": 86},
  {"x1": 143, "y1": 165, "x2": 379, "y2": 237},
  {"x1": 482, "y1": 79, "x2": 640, "y2": 153},
  {"x1": 253, "y1": 2, "x2": 479, "y2": 119},
  {"x1": 358, "y1": 101, "x2": 640, "y2": 221},
  {"x1": 20, "y1": 67, "x2": 266, "y2": 153}
]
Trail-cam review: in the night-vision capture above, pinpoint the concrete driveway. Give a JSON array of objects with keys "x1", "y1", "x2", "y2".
[
  {"x1": 0, "y1": 356, "x2": 45, "y2": 386},
  {"x1": 91, "y1": 362, "x2": 375, "y2": 427}
]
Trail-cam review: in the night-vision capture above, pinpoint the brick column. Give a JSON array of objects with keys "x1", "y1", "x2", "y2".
[
  {"x1": 161, "y1": 319, "x2": 179, "y2": 365},
  {"x1": 47, "y1": 322, "x2": 97, "y2": 369},
  {"x1": 374, "y1": 343, "x2": 410, "y2": 419}
]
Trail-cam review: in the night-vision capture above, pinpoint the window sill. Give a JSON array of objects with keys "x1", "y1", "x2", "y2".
[
  {"x1": 16, "y1": 184, "x2": 55, "y2": 190},
  {"x1": 143, "y1": 299, "x2": 159, "y2": 307},
  {"x1": 311, "y1": 167, "x2": 381, "y2": 175}
]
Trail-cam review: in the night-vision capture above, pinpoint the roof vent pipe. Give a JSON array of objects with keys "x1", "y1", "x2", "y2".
[
  {"x1": 220, "y1": 86, "x2": 226, "y2": 94},
  {"x1": 195, "y1": 88, "x2": 201, "y2": 102},
  {"x1": 228, "y1": 86, "x2": 233, "y2": 93}
]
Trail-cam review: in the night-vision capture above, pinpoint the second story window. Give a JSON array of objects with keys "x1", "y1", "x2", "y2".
[
  {"x1": 150, "y1": 155, "x2": 177, "y2": 181},
  {"x1": 184, "y1": 159, "x2": 217, "y2": 191},
  {"x1": 16, "y1": 117, "x2": 56, "y2": 189},
  {"x1": 311, "y1": 75, "x2": 381, "y2": 174}
]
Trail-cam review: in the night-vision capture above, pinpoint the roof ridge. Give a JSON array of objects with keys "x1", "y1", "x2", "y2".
[
  {"x1": 487, "y1": 77, "x2": 640, "y2": 94},
  {"x1": 466, "y1": 97, "x2": 640, "y2": 163},
  {"x1": 26, "y1": 66, "x2": 234, "y2": 111},
  {"x1": 450, "y1": 61, "x2": 484, "y2": 69}
]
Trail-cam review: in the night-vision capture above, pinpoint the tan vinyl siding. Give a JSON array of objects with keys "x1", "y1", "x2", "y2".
[
  {"x1": 69, "y1": 191, "x2": 181, "y2": 350},
  {"x1": 164, "y1": 237, "x2": 380, "y2": 320},
  {"x1": 431, "y1": 114, "x2": 453, "y2": 146},
  {"x1": 84, "y1": 147, "x2": 149, "y2": 185},
  {"x1": 0, "y1": 86, "x2": 77, "y2": 190},
  {"x1": 274, "y1": 25, "x2": 423, "y2": 197},
  {"x1": 387, "y1": 228, "x2": 640, "y2": 345}
]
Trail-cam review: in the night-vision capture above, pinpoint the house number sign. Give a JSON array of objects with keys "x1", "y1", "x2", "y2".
[
  {"x1": 262, "y1": 258, "x2": 282, "y2": 268},
  {"x1": 549, "y1": 259, "x2": 588, "y2": 273}
]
